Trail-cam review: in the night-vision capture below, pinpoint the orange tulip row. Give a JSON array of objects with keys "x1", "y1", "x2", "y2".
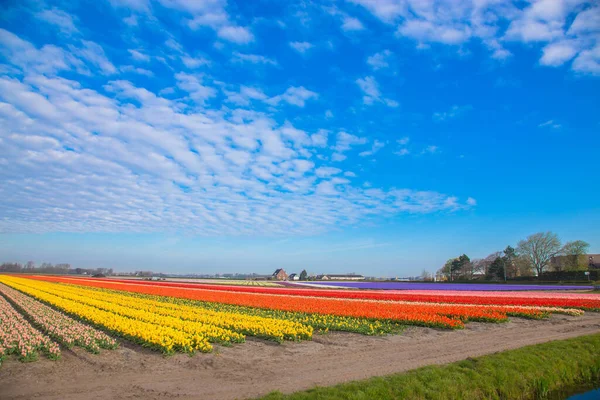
[{"x1": 22, "y1": 275, "x2": 548, "y2": 329}]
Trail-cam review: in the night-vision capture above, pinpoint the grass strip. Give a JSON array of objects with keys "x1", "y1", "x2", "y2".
[{"x1": 259, "y1": 333, "x2": 600, "y2": 400}]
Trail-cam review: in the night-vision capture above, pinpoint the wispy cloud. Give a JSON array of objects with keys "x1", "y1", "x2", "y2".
[
  {"x1": 433, "y1": 105, "x2": 472, "y2": 121},
  {"x1": 289, "y1": 41, "x2": 314, "y2": 54},
  {"x1": 538, "y1": 120, "x2": 562, "y2": 129},
  {"x1": 359, "y1": 140, "x2": 385, "y2": 157},
  {"x1": 367, "y1": 50, "x2": 391, "y2": 70},
  {"x1": 356, "y1": 76, "x2": 398, "y2": 107},
  {"x1": 232, "y1": 52, "x2": 278, "y2": 65}
]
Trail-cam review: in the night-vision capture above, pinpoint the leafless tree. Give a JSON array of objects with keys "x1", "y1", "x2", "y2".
[
  {"x1": 472, "y1": 252, "x2": 501, "y2": 277},
  {"x1": 517, "y1": 232, "x2": 562, "y2": 276}
]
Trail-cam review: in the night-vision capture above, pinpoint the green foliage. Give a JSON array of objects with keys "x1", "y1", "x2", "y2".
[
  {"x1": 258, "y1": 334, "x2": 600, "y2": 400},
  {"x1": 299, "y1": 270, "x2": 308, "y2": 281},
  {"x1": 487, "y1": 257, "x2": 505, "y2": 280}
]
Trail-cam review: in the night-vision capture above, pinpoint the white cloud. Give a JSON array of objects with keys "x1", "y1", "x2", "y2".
[
  {"x1": 350, "y1": 0, "x2": 599, "y2": 75},
  {"x1": 540, "y1": 40, "x2": 579, "y2": 66},
  {"x1": 572, "y1": 45, "x2": 600, "y2": 75},
  {"x1": 182, "y1": 55, "x2": 210, "y2": 68},
  {"x1": 0, "y1": 29, "x2": 475, "y2": 236},
  {"x1": 268, "y1": 86, "x2": 318, "y2": 107},
  {"x1": 348, "y1": 0, "x2": 405, "y2": 23},
  {"x1": 394, "y1": 137, "x2": 410, "y2": 156},
  {"x1": 175, "y1": 72, "x2": 217, "y2": 104},
  {"x1": 71, "y1": 41, "x2": 117, "y2": 75},
  {"x1": 398, "y1": 20, "x2": 471, "y2": 45},
  {"x1": 433, "y1": 104, "x2": 472, "y2": 121},
  {"x1": 128, "y1": 49, "x2": 151, "y2": 62},
  {"x1": 356, "y1": 76, "x2": 380, "y2": 104},
  {"x1": 466, "y1": 197, "x2": 477, "y2": 206},
  {"x1": 422, "y1": 145, "x2": 439, "y2": 154},
  {"x1": 311, "y1": 130, "x2": 329, "y2": 147},
  {"x1": 538, "y1": 119, "x2": 562, "y2": 129},
  {"x1": 331, "y1": 153, "x2": 347, "y2": 162},
  {"x1": 225, "y1": 86, "x2": 268, "y2": 106},
  {"x1": 315, "y1": 166, "x2": 342, "y2": 177},
  {"x1": 356, "y1": 76, "x2": 398, "y2": 107},
  {"x1": 217, "y1": 26, "x2": 254, "y2": 44},
  {"x1": 367, "y1": 50, "x2": 391, "y2": 69},
  {"x1": 120, "y1": 65, "x2": 154, "y2": 76},
  {"x1": 334, "y1": 131, "x2": 368, "y2": 153},
  {"x1": 342, "y1": 17, "x2": 365, "y2": 31},
  {"x1": 359, "y1": 140, "x2": 385, "y2": 157},
  {"x1": 232, "y1": 52, "x2": 278, "y2": 65},
  {"x1": 36, "y1": 8, "x2": 79, "y2": 34},
  {"x1": 397, "y1": 137, "x2": 410, "y2": 145},
  {"x1": 289, "y1": 41, "x2": 314, "y2": 54},
  {"x1": 568, "y1": 6, "x2": 600, "y2": 35}
]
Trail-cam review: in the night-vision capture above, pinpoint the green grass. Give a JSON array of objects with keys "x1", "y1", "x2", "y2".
[{"x1": 259, "y1": 334, "x2": 600, "y2": 400}]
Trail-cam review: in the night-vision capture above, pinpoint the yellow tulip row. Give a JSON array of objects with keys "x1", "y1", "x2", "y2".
[
  {"x1": 19, "y1": 281, "x2": 244, "y2": 344},
  {"x1": 0, "y1": 276, "x2": 213, "y2": 354},
  {"x1": 34, "y1": 280, "x2": 312, "y2": 342},
  {"x1": 0, "y1": 276, "x2": 314, "y2": 355}
]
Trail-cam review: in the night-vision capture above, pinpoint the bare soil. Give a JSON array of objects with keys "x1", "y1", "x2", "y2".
[{"x1": 1, "y1": 313, "x2": 600, "y2": 400}]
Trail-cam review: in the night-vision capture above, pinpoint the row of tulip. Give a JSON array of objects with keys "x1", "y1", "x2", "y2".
[
  {"x1": 39, "y1": 276, "x2": 600, "y2": 310},
  {"x1": 0, "y1": 283, "x2": 118, "y2": 353},
  {"x1": 9, "y1": 277, "x2": 312, "y2": 343},
  {"x1": 0, "y1": 276, "x2": 213, "y2": 355},
  {"x1": 0, "y1": 291, "x2": 60, "y2": 363},
  {"x1": 59, "y1": 283, "x2": 407, "y2": 335},
  {"x1": 0, "y1": 276, "x2": 325, "y2": 356},
  {"x1": 19, "y1": 276, "x2": 550, "y2": 329}
]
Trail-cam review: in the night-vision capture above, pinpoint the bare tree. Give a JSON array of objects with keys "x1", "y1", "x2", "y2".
[
  {"x1": 517, "y1": 232, "x2": 562, "y2": 276},
  {"x1": 561, "y1": 240, "x2": 590, "y2": 271},
  {"x1": 473, "y1": 252, "x2": 501, "y2": 277}
]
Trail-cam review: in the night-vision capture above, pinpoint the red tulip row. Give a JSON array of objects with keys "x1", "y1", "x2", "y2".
[
  {"x1": 28, "y1": 276, "x2": 600, "y2": 311},
  {"x1": 21, "y1": 275, "x2": 550, "y2": 329}
]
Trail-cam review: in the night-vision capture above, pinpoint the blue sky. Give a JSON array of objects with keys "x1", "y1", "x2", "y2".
[{"x1": 0, "y1": 0, "x2": 599, "y2": 276}]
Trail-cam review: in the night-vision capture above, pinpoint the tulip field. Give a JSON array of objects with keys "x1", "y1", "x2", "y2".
[{"x1": 0, "y1": 274, "x2": 599, "y2": 365}]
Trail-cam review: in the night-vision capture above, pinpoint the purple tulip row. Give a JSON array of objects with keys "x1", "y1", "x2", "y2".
[
  {"x1": 303, "y1": 282, "x2": 593, "y2": 291},
  {"x1": 0, "y1": 293, "x2": 60, "y2": 363},
  {"x1": 0, "y1": 284, "x2": 118, "y2": 354}
]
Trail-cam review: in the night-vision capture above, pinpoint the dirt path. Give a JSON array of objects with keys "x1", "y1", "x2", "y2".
[{"x1": 1, "y1": 313, "x2": 600, "y2": 400}]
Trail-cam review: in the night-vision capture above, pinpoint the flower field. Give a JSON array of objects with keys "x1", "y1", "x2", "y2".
[
  {"x1": 0, "y1": 291, "x2": 60, "y2": 363},
  {"x1": 0, "y1": 274, "x2": 598, "y2": 363},
  {"x1": 0, "y1": 283, "x2": 118, "y2": 353},
  {"x1": 21, "y1": 275, "x2": 600, "y2": 311}
]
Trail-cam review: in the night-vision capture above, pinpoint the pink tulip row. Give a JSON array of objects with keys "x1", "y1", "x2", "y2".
[
  {"x1": 0, "y1": 293, "x2": 60, "y2": 363},
  {"x1": 0, "y1": 284, "x2": 118, "y2": 354}
]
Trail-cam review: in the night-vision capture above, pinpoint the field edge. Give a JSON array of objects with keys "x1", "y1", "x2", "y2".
[{"x1": 258, "y1": 333, "x2": 600, "y2": 400}]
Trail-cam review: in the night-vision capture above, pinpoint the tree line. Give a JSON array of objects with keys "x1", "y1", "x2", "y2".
[
  {"x1": 0, "y1": 262, "x2": 113, "y2": 276},
  {"x1": 436, "y1": 232, "x2": 592, "y2": 281}
]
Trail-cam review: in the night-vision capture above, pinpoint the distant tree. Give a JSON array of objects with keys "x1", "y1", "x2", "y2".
[
  {"x1": 517, "y1": 232, "x2": 562, "y2": 276},
  {"x1": 440, "y1": 254, "x2": 471, "y2": 281},
  {"x1": 455, "y1": 254, "x2": 471, "y2": 280},
  {"x1": 487, "y1": 257, "x2": 505, "y2": 280},
  {"x1": 562, "y1": 240, "x2": 590, "y2": 271},
  {"x1": 0, "y1": 263, "x2": 23, "y2": 272},
  {"x1": 299, "y1": 269, "x2": 308, "y2": 281},
  {"x1": 421, "y1": 269, "x2": 433, "y2": 281},
  {"x1": 515, "y1": 255, "x2": 533, "y2": 277},
  {"x1": 473, "y1": 252, "x2": 502, "y2": 277},
  {"x1": 502, "y1": 246, "x2": 517, "y2": 280}
]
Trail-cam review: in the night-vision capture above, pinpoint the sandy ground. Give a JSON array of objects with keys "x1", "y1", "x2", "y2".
[{"x1": 1, "y1": 313, "x2": 600, "y2": 400}]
